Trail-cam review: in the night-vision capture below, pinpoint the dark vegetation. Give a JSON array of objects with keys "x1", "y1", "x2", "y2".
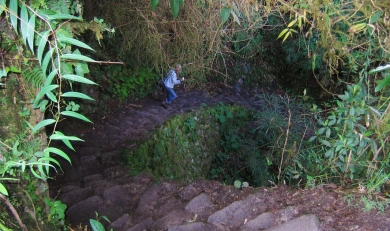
[{"x1": 0, "y1": 0, "x2": 389, "y2": 230}]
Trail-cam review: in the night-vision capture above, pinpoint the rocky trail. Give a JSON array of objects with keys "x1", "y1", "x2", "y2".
[{"x1": 48, "y1": 84, "x2": 390, "y2": 231}]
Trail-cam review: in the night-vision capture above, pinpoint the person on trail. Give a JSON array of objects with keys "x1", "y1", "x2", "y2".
[{"x1": 162, "y1": 64, "x2": 185, "y2": 108}]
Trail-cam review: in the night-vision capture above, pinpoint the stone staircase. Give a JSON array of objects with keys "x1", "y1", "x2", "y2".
[{"x1": 48, "y1": 86, "x2": 383, "y2": 231}]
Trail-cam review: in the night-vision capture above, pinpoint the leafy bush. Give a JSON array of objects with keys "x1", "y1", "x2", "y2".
[{"x1": 103, "y1": 65, "x2": 157, "y2": 101}]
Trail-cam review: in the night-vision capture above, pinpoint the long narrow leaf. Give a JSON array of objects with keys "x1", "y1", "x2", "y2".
[
  {"x1": 46, "y1": 91, "x2": 57, "y2": 103},
  {"x1": 60, "y1": 54, "x2": 96, "y2": 62},
  {"x1": 20, "y1": 4, "x2": 28, "y2": 44},
  {"x1": 61, "y1": 91, "x2": 94, "y2": 100},
  {"x1": 47, "y1": 14, "x2": 82, "y2": 21},
  {"x1": 32, "y1": 119, "x2": 56, "y2": 133},
  {"x1": 33, "y1": 84, "x2": 58, "y2": 104},
  {"x1": 37, "y1": 31, "x2": 49, "y2": 65},
  {"x1": 58, "y1": 37, "x2": 95, "y2": 51},
  {"x1": 50, "y1": 133, "x2": 84, "y2": 141},
  {"x1": 9, "y1": 0, "x2": 18, "y2": 34},
  {"x1": 375, "y1": 75, "x2": 390, "y2": 92},
  {"x1": 61, "y1": 111, "x2": 92, "y2": 123},
  {"x1": 27, "y1": 14, "x2": 36, "y2": 54},
  {"x1": 42, "y1": 49, "x2": 54, "y2": 75},
  {"x1": 44, "y1": 69, "x2": 58, "y2": 87},
  {"x1": 45, "y1": 147, "x2": 71, "y2": 164},
  {"x1": 62, "y1": 74, "x2": 97, "y2": 85}
]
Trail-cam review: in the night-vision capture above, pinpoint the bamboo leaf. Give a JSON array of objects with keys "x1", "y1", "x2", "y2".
[
  {"x1": 42, "y1": 49, "x2": 53, "y2": 75},
  {"x1": 375, "y1": 74, "x2": 390, "y2": 92},
  {"x1": 44, "y1": 147, "x2": 72, "y2": 164},
  {"x1": 32, "y1": 119, "x2": 56, "y2": 133},
  {"x1": 33, "y1": 84, "x2": 58, "y2": 104},
  {"x1": 220, "y1": 7, "x2": 231, "y2": 25},
  {"x1": 287, "y1": 18, "x2": 297, "y2": 27},
  {"x1": 151, "y1": 0, "x2": 159, "y2": 10},
  {"x1": 27, "y1": 14, "x2": 36, "y2": 54},
  {"x1": 50, "y1": 132, "x2": 84, "y2": 141},
  {"x1": 369, "y1": 63, "x2": 390, "y2": 74},
  {"x1": 61, "y1": 92, "x2": 94, "y2": 100},
  {"x1": 62, "y1": 74, "x2": 97, "y2": 85},
  {"x1": 60, "y1": 54, "x2": 96, "y2": 62},
  {"x1": 44, "y1": 69, "x2": 58, "y2": 87},
  {"x1": 37, "y1": 31, "x2": 49, "y2": 64},
  {"x1": 46, "y1": 91, "x2": 57, "y2": 103},
  {"x1": 61, "y1": 111, "x2": 93, "y2": 123},
  {"x1": 170, "y1": 0, "x2": 180, "y2": 19},
  {"x1": 47, "y1": 14, "x2": 82, "y2": 21},
  {"x1": 277, "y1": 28, "x2": 289, "y2": 39},
  {"x1": 9, "y1": 0, "x2": 18, "y2": 34},
  {"x1": 282, "y1": 31, "x2": 291, "y2": 42},
  {"x1": 57, "y1": 37, "x2": 95, "y2": 51},
  {"x1": 20, "y1": 4, "x2": 28, "y2": 44}
]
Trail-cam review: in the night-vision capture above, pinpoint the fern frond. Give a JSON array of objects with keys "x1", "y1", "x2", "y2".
[{"x1": 22, "y1": 67, "x2": 46, "y2": 87}]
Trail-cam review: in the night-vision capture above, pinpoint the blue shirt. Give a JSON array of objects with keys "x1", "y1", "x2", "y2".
[{"x1": 164, "y1": 69, "x2": 181, "y2": 88}]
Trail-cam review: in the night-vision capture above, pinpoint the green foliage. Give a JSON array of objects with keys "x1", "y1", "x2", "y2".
[
  {"x1": 44, "y1": 198, "x2": 67, "y2": 224},
  {"x1": 104, "y1": 66, "x2": 157, "y2": 101},
  {"x1": 124, "y1": 103, "x2": 254, "y2": 184},
  {"x1": 89, "y1": 212, "x2": 112, "y2": 231},
  {"x1": 0, "y1": 0, "x2": 106, "y2": 229}
]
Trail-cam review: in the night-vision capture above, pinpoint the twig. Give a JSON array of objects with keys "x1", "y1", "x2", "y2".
[
  {"x1": 0, "y1": 193, "x2": 27, "y2": 231},
  {"x1": 278, "y1": 109, "x2": 292, "y2": 183}
]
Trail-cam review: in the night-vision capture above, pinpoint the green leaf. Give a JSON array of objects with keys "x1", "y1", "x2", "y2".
[
  {"x1": 61, "y1": 111, "x2": 92, "y2": 123},
  {"x1": 0, "y1": 183, "x2": 8, "y2": 196},
  {"x1": 37, "y1": 31, "x2": 50, "y2": 65},
  {"x1": 9, "y1": 0, "x2": 18, "y2": 34},
  {"x1": 320, "y1": 139, "x2": 331, "y2": 147},
  {"x1": 0, "y1": 0, "x2": 5, "y2": 15},
  {"x1": 20, "y1": 4, "x2": 28, "y2": 44},
  {"x1": 170, "y1": 0, "x2": 180, "y2": 19},
  {"x1": 57, "y1": 37, "x2": 95, "y2": 51},
  {"x1": 368, "y1": 63, "x2": 390, "y2": 74},
  {"x1": 47, "y1": 14, "x2": 82, "y2": 21},
  {"x1": 32, "y1": 119, "x2": 56, "y2": 133},
  {"x1": 46, "y1": 91, "x2": 58, "y2": 103},
  {"x1": 89, "y1": 219, "x2": 105, "y2": 231},
  {"x1": 75, "y1": 62, "x2": 90, "y2": 77},
  {"x1": 27, "y1": 15, "x2": 36, "y2": 54},
  {"x1": 375, "y1": 74, "x2": 390, "y2": 92},
  {"x1": 277, "y1": 28, "x2": 289, "y2": 39},
  {"x1": 370, "y1": 11, "x2": 382, "y2": 24},
  {"x1": 61, "y1": 92, "x2": 94, "y2": 100},
  {"x1": 33, "y1": 84, "x2": 58, "y2": 105},
  {"x1": 50, "y1": 133, "x2": 84, "y2": 141},
  {"x1": 44, "y1": 69, "x2": 58, "y2": 87},
  {"x1": 42, "y1": 49, "x2": 54, "y2": 75},
  {"x1": 62, "y1": 74, "x2": 97, "y2": 85},
  {"x1": 44, "y1": 147, "x2": 71, "y2": 164},
  {"x1": 220, "y1": 7, "x2": 231, "y2": 25},
  {"x1": 151, "y1": 0, "x2": 159, "y2": 10},
  {"x1": 60, "y1": 54, "x2": 96, "y2": 62}
]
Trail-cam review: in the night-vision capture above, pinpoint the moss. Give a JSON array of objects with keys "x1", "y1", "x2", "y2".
[{"x1": 125, "y1": 103, "x2": 254, "y2": 184}]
